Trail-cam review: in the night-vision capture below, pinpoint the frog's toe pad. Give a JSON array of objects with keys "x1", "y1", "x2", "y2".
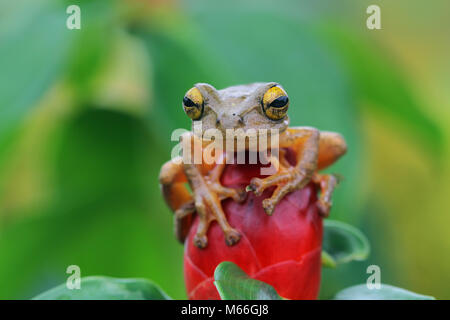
[
  {"x1": 247, "y1": 178, "x2": 265, "y2": 196},
  {"x1": 224, "y1": 229, "x2": 241, "y2": 246},
  {"x1": 262, "y1": 199, "x2": 276, "y2": 215},
  {"x1": 317, "y1": 200, "x2": 331, "y2": 217},
  {"x1": 194, "y1": 234, "x2": 208, "y2": 249}
]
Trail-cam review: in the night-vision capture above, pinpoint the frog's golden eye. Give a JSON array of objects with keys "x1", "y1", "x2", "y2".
[
  {"x1": 182, "y1": 87, "x2": 204, "y2": 120},
  {"x1": 261, "y1": 86, "x2": 289, "y2": 121}
]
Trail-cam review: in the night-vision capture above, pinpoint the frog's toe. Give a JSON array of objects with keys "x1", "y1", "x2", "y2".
[
  {"x1": 260, "y1": 179, "x2": 297, "y2": 215},
  {"x1": 234, "y1": 189, "x2": 247, "y2": 203},
  {"x1": 193, "y1": 234, "x2": 208, "y2": 249},
  {"x1": 246, "y1": 177, "x2": 265, "y2": 196},
  {"x1": 262, "y1": 198, "x2": 276, "y2": 215},
  {"x1": 224, "y1": 228, "x2": 241, "y2": 246},
  {"x1": 317, "y1": 199, "x2": 331, "y2": 217},
  {"x1": 215, "y1": 185, "x2": 247, "y2": 203}
]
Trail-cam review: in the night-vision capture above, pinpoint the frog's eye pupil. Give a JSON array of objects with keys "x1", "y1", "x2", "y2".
[
  {"x1": 183, "y1": 96, "x2": 197, "y2": 108},
  {"x1": 270, "y1": 96, "x2": 289, "y2": 108}
]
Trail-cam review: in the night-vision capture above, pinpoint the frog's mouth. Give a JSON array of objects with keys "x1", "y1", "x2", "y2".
[{"x1": 196, "y1": 128, "x2": 286, "y2": 153}]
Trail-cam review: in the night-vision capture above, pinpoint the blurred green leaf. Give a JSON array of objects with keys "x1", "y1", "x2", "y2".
[
  {"x1": 334, "y1": 284, "x2": 435, "y2": 300},
  {"x1": 137, "y1": 28, "x2": 235, "y2": 147},
  {"x1": 34, "y1": 276, "x2": 171, "y2": 300},
  {"x1": 321, "y1": 251, "x2": 337, "y2": 268},
  {"x1": 0, "y1": 0, "x2": 74, "y2": 162},
  {"x1": 53, "y1": 109, "x2": 150, "y2": 203},
  {"x1": 62, "y1": 0, "x2": 117, "y2": 100},
  {"x1": 322, "y1": 220, "x2": 370, "y2": 267},
  {"x1": 316, "y1": 25, "x2": 443, "y2": 155},
  {"x1": 0, "y1": 0, "x2": 118, "y2": 167},
  {"x1": 214, "y1": 262, "x2": 282, "y2": 300}
]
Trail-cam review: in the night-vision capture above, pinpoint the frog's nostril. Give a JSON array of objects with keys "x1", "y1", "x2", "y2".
[{"x1": 216, "y1": 114, "x2": 243, "y2": 128}]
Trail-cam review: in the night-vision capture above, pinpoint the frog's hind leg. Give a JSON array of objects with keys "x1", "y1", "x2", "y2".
[
  {"x1": 159, "y1": 157, "x2": 195, "y2": 243},
  {"x1": 317, "y1": 131, "x2": 347, "y2": 170},
  {"x1": 313, "y1": 131, "x2": 346, "y2": 217},
  {"x1": 312, "y1": 173, "x2": 338, "y2": 217}
]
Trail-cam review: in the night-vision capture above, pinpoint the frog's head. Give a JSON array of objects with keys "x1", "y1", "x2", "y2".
[{"x1": 182, "y1": 82, "x2": 290, "y2": 139}]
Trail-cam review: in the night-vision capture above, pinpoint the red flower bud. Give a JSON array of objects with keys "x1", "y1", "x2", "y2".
[{"x1": 183, "y1": 155, "x2": 323, "y2": 300}]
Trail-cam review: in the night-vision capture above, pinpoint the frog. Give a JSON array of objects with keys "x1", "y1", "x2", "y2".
[{"x1": 159, "y1": 82, "x2": 347, "y2": 249}]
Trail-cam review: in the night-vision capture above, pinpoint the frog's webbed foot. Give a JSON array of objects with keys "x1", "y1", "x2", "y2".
[
  {"x1": 185, "y1": 169, "x2": 246, "y2": 249},
  {"x1": 193, "y1": 179, "x2": 246, "y2": 248},
  {"x1": 247, "y1": 166, "x2": 313, "y2": 215}
]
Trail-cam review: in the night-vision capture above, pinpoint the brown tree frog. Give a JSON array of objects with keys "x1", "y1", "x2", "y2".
[{"x1": 159, "y1": 82, "x2": 346, "y2": 249}]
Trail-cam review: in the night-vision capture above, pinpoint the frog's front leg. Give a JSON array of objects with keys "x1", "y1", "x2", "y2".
[
  {"x1": 181, "y1": 133, "x2": 246, "y2": 248},
  {"x1": 183, "y1": 162, "x2": 245, "y2": 248},
  {"x1": 247, "y1": 127, "x2": 320, "y2": 215}
]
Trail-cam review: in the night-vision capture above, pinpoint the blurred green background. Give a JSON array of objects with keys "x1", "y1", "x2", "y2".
[{"x1": 0, "y1": 0, "x2": 449, "y2": 299}]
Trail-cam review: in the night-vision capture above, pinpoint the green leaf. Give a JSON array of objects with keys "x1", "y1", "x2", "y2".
[
  {"x1": 334, "y1": 284, "x2": 435, "y2": 300},
  {"x1": 214, "y1": 262, "x2": 282, "y2": 300},
  {"x1": 322, "y1": 220, "x2": 370, "y2": 267},
  {"x1": 33, "y1": 276, "x2": 171, "y2": 300},
  {"x1": 321, "y1": 251, "x2": 337, "y2": 268}
]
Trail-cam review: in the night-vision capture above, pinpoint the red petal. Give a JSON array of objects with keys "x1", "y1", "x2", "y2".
[
  {"x1": 185, "y1": 217, "x2": 261, "y2": 277},
  {"x1": 184, "y1": 154, "x2": 323, "y2": 300},
  {"x1": 223, "y1": 185, "x2": 322, "y2": 268},
  {"x1": 253, "y1": 248, "x2": 322, "y2": 300},
  {"x1": 184, "y1": 253, "x2": 207, "y2": 298},
  {"x1": 187, "y1": 278, "x2": 220, "y2": 300}
]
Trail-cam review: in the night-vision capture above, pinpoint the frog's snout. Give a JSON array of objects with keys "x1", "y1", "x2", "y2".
[{"x1": 216, "y1": 113, "x2": 244, "y2": 130}]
